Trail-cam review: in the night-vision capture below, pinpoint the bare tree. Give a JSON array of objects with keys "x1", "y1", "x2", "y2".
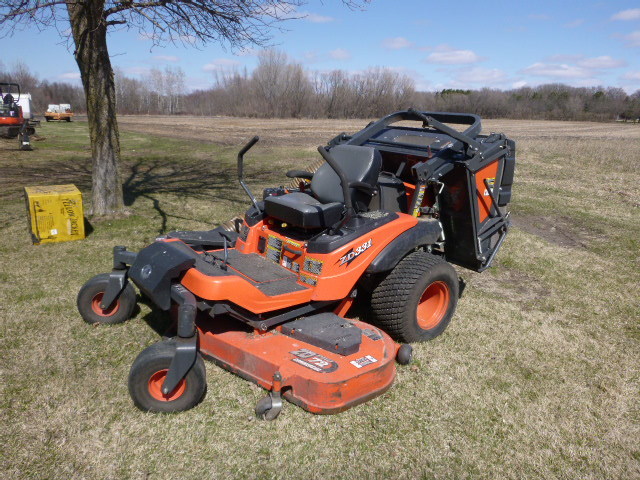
[{"x1": 0, "y1": 1, "x2": 367, "y2": 215}]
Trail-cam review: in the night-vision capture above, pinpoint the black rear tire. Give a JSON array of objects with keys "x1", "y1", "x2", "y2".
[
  {"x1": 370, "y1": 251, "x2": 458, "y2": 343},
  {"x1": 128, "y1": 340, "x2": 207, "y2": 413},
  {"x1": 77, "y1": 273, "x2": 136, "y2": 325}
]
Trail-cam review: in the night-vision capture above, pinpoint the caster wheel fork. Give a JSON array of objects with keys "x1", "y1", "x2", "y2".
[{"x1": 255, "y1": 372, "x2": 284, "y2": 421}]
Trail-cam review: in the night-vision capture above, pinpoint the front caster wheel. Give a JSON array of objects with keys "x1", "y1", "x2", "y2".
[
  {"x1": 77, "y1": 273, "x2": 136, "y2": 325},
  {"x1": 255, "y1": 393, "x2": 282, "y2": 421},
  {"x1": 128, "y1": 339, "x2": 207, "y2": 413}
]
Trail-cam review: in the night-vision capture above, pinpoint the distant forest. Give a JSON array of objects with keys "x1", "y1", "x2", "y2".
[{"x1": 3, "y1": 51, "x2": 639, "y2": 122}]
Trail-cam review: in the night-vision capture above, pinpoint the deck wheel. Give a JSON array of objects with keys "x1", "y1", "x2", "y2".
[
  {"x1": 255, "y1": 393, "x2": 282, "y2": 421},
  {"x1": 128, "y1": 339, "x2": 206, "y2": 413},
  {"x1": 77, "y1": 273, "x2": 136, "y2": 325}
]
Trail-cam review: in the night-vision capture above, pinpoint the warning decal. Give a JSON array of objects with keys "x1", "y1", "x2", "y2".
[{"x1": 350, "y1": 355, "x2": 378, "y2": 369}]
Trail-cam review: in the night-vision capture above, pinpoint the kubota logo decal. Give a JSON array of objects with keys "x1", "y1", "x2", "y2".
[{"x1": 339, "y1": 239, "x2": 372, "y2": 266}]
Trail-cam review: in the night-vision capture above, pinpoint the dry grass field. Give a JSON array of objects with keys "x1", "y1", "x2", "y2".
[{"x1": 0, "y1": 116, "x2": 639, "y2": 479}]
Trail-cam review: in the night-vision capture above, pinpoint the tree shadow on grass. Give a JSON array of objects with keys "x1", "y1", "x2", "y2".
[
  {"x1": 2, "y1": 155, "x2": 267, "y2": 234},
  {"x1": 122, "y1": 158, "x2": 247, "y2": 234}
]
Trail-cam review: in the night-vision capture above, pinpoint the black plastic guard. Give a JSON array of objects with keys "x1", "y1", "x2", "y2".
[
  {"x1": 166, "y1": 226, "x2": 239, "y2": 249},
  {"x1": 162, "y1": 336, "x2": 197, "y2": 395},
  {"x1": 100, "y1": 270, "x2": 128, "y2": 310},
  {"x1": 128, "y1": 242, "x2": 195, "y2": 310},
  {"x1": 366, "y1": 219, "x2": 442, "y2": 274}
]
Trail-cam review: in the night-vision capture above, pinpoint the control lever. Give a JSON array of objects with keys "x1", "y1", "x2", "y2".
[{"x1": 218, "y1": 231, "x2": 234, "y2": 271}]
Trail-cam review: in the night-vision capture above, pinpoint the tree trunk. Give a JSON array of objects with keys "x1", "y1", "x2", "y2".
[{"x1": 67, "y1": 1, "x2": 123, "y2": 215}]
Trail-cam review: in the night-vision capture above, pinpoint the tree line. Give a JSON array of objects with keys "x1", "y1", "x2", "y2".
[{"x1": 2, "y1": 54, "x2": 639, "y2": 122}]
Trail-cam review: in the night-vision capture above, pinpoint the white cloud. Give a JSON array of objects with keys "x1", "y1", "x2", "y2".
[
  {"x1": 382, "y1": 37, "x2": 413, "y2": 49},
  {"x1": 329, "y1": 48, "x2": 351, "y2": 60},
  {"x1": 512, "y1": 80, "x2": 528, "y2": 89},
  {"x1": 203, "y1": 58, "x2": 241, "y2": 71},
  {"x1": 611, "y1": 9, "x2": 640, "y2": 21},
  {"x1": 59, "y1": 72, "x2": 80, "y2": 80},
  {"x1": 425, "y1": 46, "x2": 482, "y2": 65},
  {"x1": 153, "y1": 55, "x2": 180, "y2": 62},
  {"x1": 621, "y1": 71, "x2": 640, "y2": 81},
  {"x1": 456, "y1": 67, "x2": 508, "y2": 85},
  {"x1": 577, "y1": 56, "x2": 626, "y2": 69},
  {"x1": 521, "y1": 62, "x2": 593, "y2": 79},
  {"x1": 622, "y1": 31, "x2": 640, "y2": 47},
  {"x1": 564, "y1": 18, "x2": 584, "y2": 28}
]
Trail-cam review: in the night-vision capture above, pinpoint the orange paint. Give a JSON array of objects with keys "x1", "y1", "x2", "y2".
[
  {"x1": 197, "y1": 316, "x2": 397, "y2": 414},
  {"x1": 182, "y1": 214, "x2": 418, "y2": 314},
  {"x1": 475, "y1": 161, "x2": 499, "y2": 223}
]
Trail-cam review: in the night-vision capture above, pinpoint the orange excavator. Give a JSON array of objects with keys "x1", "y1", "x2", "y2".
[{"x1": 0, "y1": 82, "x2": 36, "y2": 150}]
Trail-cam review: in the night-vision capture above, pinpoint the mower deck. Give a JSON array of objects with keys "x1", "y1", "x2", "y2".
[{"x1": 197, "y1": 314, "x2": 398, "y2": 414}]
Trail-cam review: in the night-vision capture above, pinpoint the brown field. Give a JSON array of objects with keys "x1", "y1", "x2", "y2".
[{"x1": 0, "y1": 116, "x2": 639, "y2": 479}]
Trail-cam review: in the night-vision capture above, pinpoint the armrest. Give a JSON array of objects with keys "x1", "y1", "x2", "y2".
[
  {"x1": 349, "y1": 181, "x2": 377, "y2": 195},
  {"x1": 286, "y1": 170, "x2": 313, "y2": 180}
]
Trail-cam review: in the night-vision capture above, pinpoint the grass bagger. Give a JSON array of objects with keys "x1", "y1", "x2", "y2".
[{"x1": 78, "y1": 109, "x2": 515, "y2": 419}]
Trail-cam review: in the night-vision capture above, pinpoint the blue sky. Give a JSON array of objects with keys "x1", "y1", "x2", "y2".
[{"x1": 4, "y1": 0, "x2": 640, "y2": 93}]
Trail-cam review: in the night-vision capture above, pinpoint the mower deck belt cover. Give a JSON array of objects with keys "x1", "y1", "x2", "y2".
[{"x1": 281, "y1": 312, "x2": 362, "y2": 356}]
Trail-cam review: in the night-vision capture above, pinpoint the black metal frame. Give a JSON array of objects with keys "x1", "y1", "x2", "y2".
[{"x1": 330, "y1": 108, "x2": 515, "y2": 272}]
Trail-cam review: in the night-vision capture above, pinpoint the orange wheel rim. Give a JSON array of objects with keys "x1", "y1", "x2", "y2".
[
  {"x1": 148, "y1": 369, "x2": 187, "y2": 402},
  {"x1": 91, "y1": 293, "x2": 120, "y2": 317},
  {"x1": 416, "y1": 281, "x2": 450, "y2": 330}
]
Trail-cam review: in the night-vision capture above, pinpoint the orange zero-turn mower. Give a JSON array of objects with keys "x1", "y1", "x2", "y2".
[{"x1": 78, "y1": 109, "x2": 515, "y2": 419}]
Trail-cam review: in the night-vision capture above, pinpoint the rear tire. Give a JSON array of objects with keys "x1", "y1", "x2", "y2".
[
  {"x1": 77, "y1": 273, "x2": 136, "y2": 325},
  {"x1": 370, "y1": 251, "x2": 458, "y2": 343},
  {"x1": 128, "y1": 340, "x2": 206, "y2": 413}
]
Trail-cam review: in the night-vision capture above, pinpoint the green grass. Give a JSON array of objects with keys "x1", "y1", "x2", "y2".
[{"x1": 1, "y1": 119, "x2": 639, "y2": 479}]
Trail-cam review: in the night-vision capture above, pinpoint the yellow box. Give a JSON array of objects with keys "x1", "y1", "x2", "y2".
[{"x1": 24, "y1": 184, "x2": 85, "y2": 245}]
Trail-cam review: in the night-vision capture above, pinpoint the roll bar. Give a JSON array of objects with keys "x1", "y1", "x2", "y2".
[
  {"x1": 0, "y1": 82, "x2": 21, "y2": 102},
  {"x1": 346, "y1": 108, "x2": 483, "y2": 156}
]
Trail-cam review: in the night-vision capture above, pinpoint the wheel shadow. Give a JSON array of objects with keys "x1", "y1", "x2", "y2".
[{"x1": 137, "y1": 295, "x2": 176, "y2": 338}]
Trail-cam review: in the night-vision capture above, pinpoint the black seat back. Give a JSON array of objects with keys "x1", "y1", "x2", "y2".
[{"x1": 311, "y1": 145, "x2": 382, "y2": 212}]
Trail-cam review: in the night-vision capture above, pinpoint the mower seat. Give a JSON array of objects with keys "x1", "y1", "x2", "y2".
[
  {"x1": 264, "y1": 145, "x2": 382, "y2": 229},
  {"x1": 264, "y1": 192, "x2": 343, "y2": 229}
]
